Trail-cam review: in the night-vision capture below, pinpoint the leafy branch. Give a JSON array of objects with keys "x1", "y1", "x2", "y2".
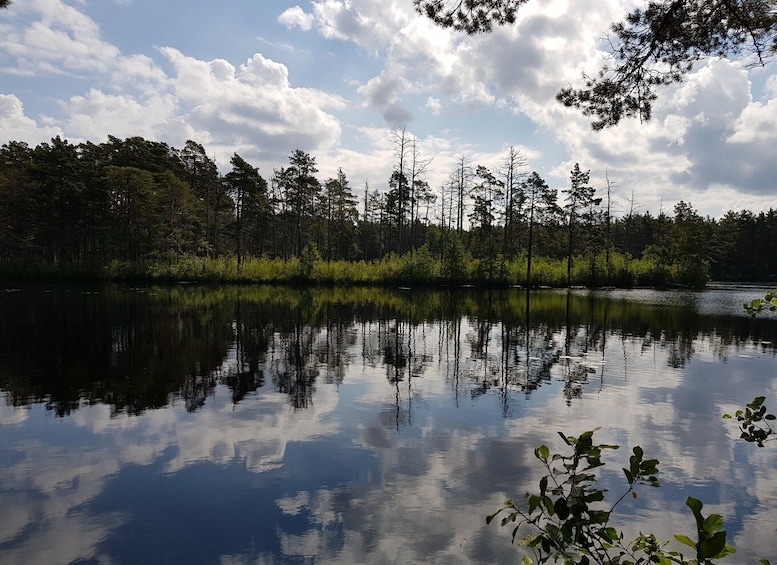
[
  {"x1": 412, "y1": 0, "x2": 528, "y2": 34},
  {"x1": 744, "y1": 290, "x2": 777, "y2": 316},
  {"x1": 487, "y1": 429, "x2": 737, "y2": 564},
  {"x1": 415, "y1": 0, "x2": 777, "y2": 129},
  {"x1": 723, "y1": 396, "x2": 776, "y2": 447}
]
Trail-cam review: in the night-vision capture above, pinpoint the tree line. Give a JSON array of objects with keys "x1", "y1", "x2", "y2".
[{"x1": 1, "y1": 133, "x2": 776, "y2": 286}]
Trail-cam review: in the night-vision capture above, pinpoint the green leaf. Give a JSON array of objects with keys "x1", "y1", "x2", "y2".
[
  {"x1": 537, "y1": 445, "x2": 550, "y2": 460},
  {"x1": 600, "y1": 527, "x2": 619, "y2": 543},
  {"x1": 554, "y1": 497, "x2": 569, "y2": 520},
  {"x1": 699, "y1": 530, "x2": 727, "y2": 559},
  {"x1": 486, "y1": 508, "x2": 503, "y2": 525},
  {"x1": 686, "y1": 496, "x2": 704, "y2": 531},
  {"x1": 584, "y1": 491, "x2": 605, "y2": 503},
  {"x1": 673, "y1": 534, "x2": 696, "y2": 550},
  {"x1": 542, "y1": 496, "x2": 555, "y2": 516},
  {"x1": 702, "y1": 513, "x2": 724, "y2": 534}
]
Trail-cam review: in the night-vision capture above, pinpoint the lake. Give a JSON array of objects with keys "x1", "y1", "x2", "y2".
[{"x1": 0, "y1": 284, "x2": 775, "y2": 564}]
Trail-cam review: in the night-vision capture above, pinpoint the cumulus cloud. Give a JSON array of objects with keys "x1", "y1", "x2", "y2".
[
  {"x1": 425, "y1": 97, "x2": 441, "y2": 115},
  {"x1": 533, "y1": 58, "x2": 777, "y2": 216},
  {"x1": 290, "y1": 0, "x2": 777, "y2": 215},
  {"x1": 0, "y1": 94, "x2": 62, "y2": 144},
  {"x1": 160, "y1": 48, "x2": 343, "y2": 164},
  {"x1": 278, "y1": 6, "x2": 315, "y2": 31},
  {"x1": 64, "y1": 89, "x2": 196, "y2": 143},
  {"x1": 0, "y1": 0, "x2": 347, "y2": 171},
  {"x1": 0, "y1": 0, "x2": 121, "y2": 76},
  {"x1": 2, "y1": 0, "x2": 776, "y2": 215}
]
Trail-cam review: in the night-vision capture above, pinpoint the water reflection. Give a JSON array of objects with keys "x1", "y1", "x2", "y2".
[{"x1": 0, "y1": 285, "x2": 776, "y2": 564}]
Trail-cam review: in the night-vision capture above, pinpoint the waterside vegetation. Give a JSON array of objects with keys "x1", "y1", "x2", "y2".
[{"x1": 0, "y1": 246, "x2": 707, "y2": 288}]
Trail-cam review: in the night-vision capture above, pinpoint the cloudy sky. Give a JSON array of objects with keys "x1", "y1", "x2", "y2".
[{"x1": 1, "y1": 0, "x2": 776, "y2": 219}]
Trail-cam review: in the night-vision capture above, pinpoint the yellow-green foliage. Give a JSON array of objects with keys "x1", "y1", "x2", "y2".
[{"x1": 2, "y1": 249, "x2": 704, "y2": 289}]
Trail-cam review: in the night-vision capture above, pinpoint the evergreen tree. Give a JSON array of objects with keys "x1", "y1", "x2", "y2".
[
  {"x1": 322, "y1": 168, "x2": 359, "y2": 261},
  {"x1": 385, "y1": 169, "x2": 410, "y2": 253},
  {"x1": 30, "y1": 137, "x2": 87, "y2": 262},
  {"x1": 500, "y1": 146, "x2": 528, "y2": 259},
  {"x1": 154, "y1": 170, "x2": 201, "y2": 259},
  {"x1": 274, "y1": 150, "x2": 320, "y2": 257},
  {"x1": 0, "y1": 142, "x2": 35, "y2": 260},
  {"x1": 563, "y1": 163, "x2": 599, "y2": 287},
  {"x1": 104, "y1": 166, "x2": 157, "y2": 261},
  {"x1": 522, "y1": 172, "x2": 559, "y2": 286},
  {"x1": 224, "y1": 154, "x2": 267, "y2": 268},
  {"x1": 179, "y1": 140, "x2": 221, "y2": 256}
]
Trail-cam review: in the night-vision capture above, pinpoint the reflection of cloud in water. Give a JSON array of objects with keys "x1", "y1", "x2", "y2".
[
  {"x1": 276, "y1": 491, "x2": 310, "y2": 516},
  {"x1": 1, "y1": 305, "x2": 776, "y2": 563},
  {"x1": 0, "y1": 403, "x2": 28, "y2": 425},
  {"x1": 0, "y1": 385, "x2": 342, "y2": 564}
]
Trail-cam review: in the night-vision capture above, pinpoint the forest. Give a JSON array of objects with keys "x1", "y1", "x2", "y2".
[{"x1": 1, "y1": 133, "x2": 776, "y2": 287}]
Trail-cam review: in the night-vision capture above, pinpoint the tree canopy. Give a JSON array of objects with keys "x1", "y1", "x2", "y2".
[{"x1": 414, "y1": 0, "x2": 777, "y2": 129}]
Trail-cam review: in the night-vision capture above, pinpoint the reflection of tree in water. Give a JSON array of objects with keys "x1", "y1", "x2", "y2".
[
  {"x1": 383, "y1": 318, "x2": 409, "y2": 384},
  {"x1": 462, "y1": 319, "x2": 561, "y2": 420},
  {"x1": 556, "y1": 291, "x2": 608, "y2": 403},
  {"x1": 3, "y1": 285, "x2": 777, "y2": 417},
  {"x1": 380, "y1": 314, "x2": 434, "y2": 429},
  {"x1": 453, "y1": 292, "x2": 564, "y2": 409},
  {"x1": 0, "y1": 286, "x2": 235, "y2": 416},
  {"x1": 220, "y1": 298, "x2": 271, "y2": 404},
  {"x1": 665, "y1": 332, "x2": 696, "y2": 369},
  {"x1": 267, "y1": 308, "x2": 322, "y2": 410},
  {"x1": 316, "y1": 303, "x2": 357, "y2": 386}
]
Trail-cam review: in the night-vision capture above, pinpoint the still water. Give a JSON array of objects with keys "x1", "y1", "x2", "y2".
[{"x1": 0, "y1": 285, "x2": 775, "y2": 564}]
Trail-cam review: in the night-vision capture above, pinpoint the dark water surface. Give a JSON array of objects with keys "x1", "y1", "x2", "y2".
[{"x1": 1, "y1": 285, "x2": 775, "y2": 564}]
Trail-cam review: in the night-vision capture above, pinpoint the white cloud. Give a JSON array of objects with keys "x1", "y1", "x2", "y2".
[
  {"x1": 1, "y1": 0, "x2": 776, "y2": 216},
  {"x1": 0, "y1": 94, "x2": 62, "y2": 144},
  {"x1": 728, "y1": 97, "x2": 777, "y2": 145},
  {"x1": 425, "y1": 97, "x2": 441, "y2": 116},
  {"x1": 289, "y1": 0, "x2": 777, "y2": 215},
  {"x1": 278, "y1": 6, "x2": 315, "y2": 31},
  {"x1": 1, "y1": 0, "x2": 347, "y2": 171},
  {"x1": 64, "y1": 88, "x2": 195, "y2": 143},
  {"x1": 508, "y1": 57, "x2": 777, "y2": 217},
  {"x1": 160, "y1": 48, "x2": 344, "y2": 165},
  {"x1": 0, "y1": 0, "x2": 121, "y2": 76}
]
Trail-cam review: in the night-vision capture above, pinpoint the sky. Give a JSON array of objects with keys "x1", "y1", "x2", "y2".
[{"x1": 1, "y1": 0, "x2": 776, "y2": 220}]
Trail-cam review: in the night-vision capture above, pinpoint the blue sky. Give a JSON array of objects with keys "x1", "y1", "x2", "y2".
[{"x1": 2, "y1": 0, "x2": 776, "y2": 219}]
